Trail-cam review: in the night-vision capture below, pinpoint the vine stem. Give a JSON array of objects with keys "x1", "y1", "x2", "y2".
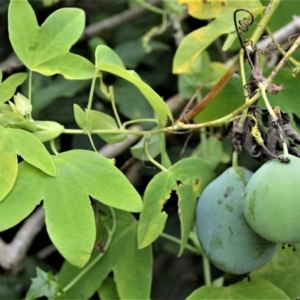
[
  {"x1": 202, "y1": 254, "x2": 211, "y2": 286},
  {"x1": 144, "y1": 138, "x2": 168, "y2": 172},
  {"x1": 258, "y1": 82, "x2": 276, "y2": 119},
  {"x1": 63, "y1": 207, "x2": 117, "y2": 293},
  {"x1": 159, "y1": 232, "x2": 201, "y2": 255}
]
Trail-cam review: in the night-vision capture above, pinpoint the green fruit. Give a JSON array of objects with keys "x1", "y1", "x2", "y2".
[
  {"x1": 244, "y1": 154, "x2": 300, "y2": 243},
  {"x1": 196, "y1": 167, "x2": 277, "y2": 275}
]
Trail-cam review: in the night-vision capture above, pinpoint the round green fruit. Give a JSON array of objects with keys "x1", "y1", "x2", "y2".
[
  {"x1": 196, "y1": 167, "x2": 277, "y2": 275},
  {"x1": 244, "y1": 154, "x2": 300, "y2": 244}
]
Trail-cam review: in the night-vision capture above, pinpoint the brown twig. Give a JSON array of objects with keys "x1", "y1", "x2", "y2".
[{"x1": 267, "y1": 33, "x2": 300, "y2": 84}]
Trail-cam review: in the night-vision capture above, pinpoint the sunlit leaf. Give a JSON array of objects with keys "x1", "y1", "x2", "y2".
[
  {"x1": 8, "y1": 0, "x2": 94, "y2": 78},
  {"x1": 0, "y1": 127, "x2": 56, "y2": 201},
  {"x1": 0, "y1": 150, "x2": 143, "y2": 266}
]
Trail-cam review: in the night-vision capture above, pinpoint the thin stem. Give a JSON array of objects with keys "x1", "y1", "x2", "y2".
[
  {"x1": 159, "y1": 232, "x2": 201, "y2": 255},
  {"x1": 49, "y1": 139, "x2": 58, "y2": 155},
  {"x1": 232, "y1": 151, "x2": 239, "y2": 169},
  {"x1": 123, "y1": 118, "x2": 157, "y2": 128},
  {"x1": 86, "y1": 70, "x2": 98, "y2": 114},
  {"x1": 136, "y1": 0, "x2": 165, "y2": 15},
  {"x1": 202, "y1": 253, "x2": 212, "y2": 286},
  {"x1": 28, "y1": 70, "x2": 32, "y2": 103},
  {"x1": 144, "y1": 138, "x2": 168, "y2": 172},
  {"x1": 109, "y1": 86, "x2": 122, "y2": 129},
  {"x1": 282, "y1": 142, "x2": 289, "y2": 156},
  {"x1": 63, "y1": 207, "x2": 117, "y2": 293},
  {"x1": 258, "y1": 82, "x2": 276, "y2": 118},
  {"x1": 251, "y1": 0, "x2": 281, "y2": 46},
  {"x1": 87, "y1": 131, "x2": 98, "y2": 153}
]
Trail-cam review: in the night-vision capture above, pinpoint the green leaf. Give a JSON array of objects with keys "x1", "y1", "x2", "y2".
[
  {"x1": 112, "y1": 79, "x2": 154, "y2": 122},
  {"x1": 0, "y1": 127, "x2": 55, "y2": 201},
  {"x1": 251, "y1": 245, "x2": 300, "y2": 298},
  {"x1": 98, "y1": 278, "x2": 120, "y2": 300},
  {"x1": 0, "y1": 150, "x2": 143, "y2": 266},
  {"x1": 173, "y1": 0, "x2": 263, "y2": 73},
  {"x1": 2, "y1": 110, "x2": 37, "y2": 132},
  {"x1": 74, "y1": 104, "x2": 127, "y2": 143},
  {"x1": 58, "y1": 209, "x2": 152, "y2": 300},
  {"x1": 36, "y1": 53, "x2": 95, "y2": 80},
  {"x1": 259, "y1": 68, "x2": 300, "y2": 117},
  {"x1": 110, "y1": 210, "x2": 152, "y2": 300},
  {"x1": 0, "y1": 162, "x2": 43, "y2": 232},
  {"x1": 0, "y1": 73, "x2": 28, "y2": 103},
  {"x1": 95, "y1": 45, "x2": 125, "y2": 69},
  {"x1": 26, "y1": 268, "x2": 62, "y2": 300},
  {"x1": 138, "y1": 157, "x2": 214, "y2": 251},
  {"x1": 192, "y1": 136, "x2": 223, "y2": 170},
  {"x1": 138, "y1": 171, "x2": 175, "y2": 249},
  {"x1": 8, "y1": 0, "x2": 94, "y2": 78},
  {"x1": 186, "y1": 280, "x2": 289, "y2": 299},
  {"x1": 130, "y1": 134, "x2": 160, "y2": 161},
  {"x1": 33, "y1": 121, "x2": 64, "y2": 142},
  {"x1": 169, "y1": 157, "x2": 214, "y2": 255},
  {"x1": 194, "y1": 76, "x2": 244, "y2": 123},
  {"x1": 95, "y1": 45, "x2": 173, "y2": 125}
]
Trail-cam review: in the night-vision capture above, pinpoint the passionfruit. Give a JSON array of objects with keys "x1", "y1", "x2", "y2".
[
  {"x1": 243, "y1": 154, "x2": 300, "y2": 244},
  {"x1": 196, "y1": 166, "x2": 277, "y2": 275}
]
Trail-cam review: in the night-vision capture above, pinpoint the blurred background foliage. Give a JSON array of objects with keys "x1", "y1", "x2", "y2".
[{"x1": 1, "y1": 0, "x2": 300, "y2": 299}]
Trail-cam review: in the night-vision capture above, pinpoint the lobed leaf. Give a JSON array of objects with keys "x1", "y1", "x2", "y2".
[{"x1": 9, "y1": 0, "x2": 94, "y2": 78}]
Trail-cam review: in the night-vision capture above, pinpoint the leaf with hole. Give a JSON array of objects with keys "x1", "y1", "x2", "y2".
[{"x1": 138, "y1": 157, "x2": 214, "y2": 253}]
